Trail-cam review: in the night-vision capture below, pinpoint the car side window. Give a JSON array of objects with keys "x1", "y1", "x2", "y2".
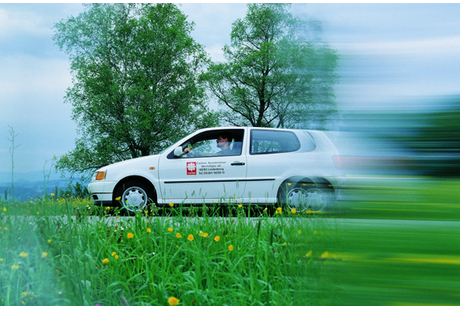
[
  {"x1": 170, "y1": 129, "x2": 245, "y2": 159},
  {"x1": 250, "y1": 129, "x2": 300, "y2": 155}
]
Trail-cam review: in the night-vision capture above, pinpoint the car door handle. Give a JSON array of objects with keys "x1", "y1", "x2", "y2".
[{"x1": 231, "y1": 162, "x2": 245, "y2": 166}]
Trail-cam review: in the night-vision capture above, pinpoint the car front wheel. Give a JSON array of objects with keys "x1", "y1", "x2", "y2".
[{"x1": 114, "y1": 180, "x2": 155, "y2": 215}]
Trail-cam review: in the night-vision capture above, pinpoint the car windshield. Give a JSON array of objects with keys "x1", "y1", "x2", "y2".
[{"x1": 158, "y1": 139, "x2": 182, "y2": 155}]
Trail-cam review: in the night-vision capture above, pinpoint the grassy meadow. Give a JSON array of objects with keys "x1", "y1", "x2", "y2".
[{"x1": 1, "y1": 177, "x2": 459, "y2": 306}]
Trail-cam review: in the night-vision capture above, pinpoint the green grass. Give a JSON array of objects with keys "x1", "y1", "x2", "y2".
[
  {"x1": 319, "y1": 219, "x2": 460, "y2": 306},
  {"x1": 1, "y1": 177, "x2": 459, "y2": 305},
  {"x1": 334, "y1": 176, "x2": 460, "y2": 221},
  {"x1": 0, "y1": 198, "x2": 326, "y2": 306}
]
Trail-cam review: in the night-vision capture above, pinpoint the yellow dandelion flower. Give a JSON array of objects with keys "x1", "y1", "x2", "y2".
[
  {"x1": 291, "y1": 208, "x2": 296, "y2": 214},
  {"x1": 203, "y1": 233, "x2": 208, "y2": 238},
  {"x1": 168, "y1": 296, "x2": 179, "y2": 306},
  {"x1": 288, "y1": 183, "x2": 292, "y2": 186},
  {"x1": 115, "y1": 196, "x2": 121, "y2": 201},
  {"x1": 11, "y1": 264, "x2": 19, "y2": 270},
  {"x1": 115, "y1": 255, "x2": 119, "y2": 260},
  {"x1": 199, "y1": 231, "x2": 203, "y2": 236},
  {"x1": 2, "y1": 207, "x2": 5, "y2": 212},
  {"x1": 168, "y1": 227, "x2": 173, "y2": 232},
  {"x1": 105, "y1": 207, "x2": 110, "y2": 211},
  {"x1": 169, "y1": 202, "x2": 174, "y2": 207},
  {"x1": 41, "y1": 252, "x2": 48, "y2": 259},
  {"x1": 306, "y1": 209, "x2": 312, "y2": 214},
  {"x1": 228, "y1": 245, "x2": 234, "y2": 251},
  {"x1": 102, "y1": 258, "x2": 109, "y2": 265},
  {"x1": 111, "y1": 252, "x2": 116, "y2": 256},
  {"x1": 147, "y1": 228, "x2": 151, "y2": 233},
  {"x1": 20, "y1": 252, "x2": 28, "y2": 258},
  {"x1": 305, "y1": 250, "x2": 312, "y2": 257},
  {"x1": 127, "y1": 233, "x2": 134, "y2": 239},
  {"x1": 283, "y1": 242, "x2": 287, "y2": 246},
  {"x1": 238, "y1": 204, "x2": 242, "y2": 208},
  {"x1": 176, "y1": 233, "x2": 182, "y2": 238},
  {"x1": 214, "y1": 236, "x2": 220, "y2": 242},
  {"x1": 187, "y1": 234, "x2": 194, "y2": 241}
]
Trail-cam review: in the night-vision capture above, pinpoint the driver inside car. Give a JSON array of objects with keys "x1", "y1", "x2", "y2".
[{"x1": 184, "y1": 132, "x2": 233, "y2": 157}]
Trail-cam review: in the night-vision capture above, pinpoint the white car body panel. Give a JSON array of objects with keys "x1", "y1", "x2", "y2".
[{"x1": 88, "y1": 126, "x2": 344, "y2": 208}]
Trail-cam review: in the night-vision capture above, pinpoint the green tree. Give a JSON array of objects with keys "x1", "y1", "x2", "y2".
[
  {"x1": 202, "y1": 3, "x2": 338, "y2": 129},
  {"x1": 53, "y1": 3, "x2": 218, "y2": 177}
]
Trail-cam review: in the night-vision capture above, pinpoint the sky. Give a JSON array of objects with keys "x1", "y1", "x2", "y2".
[{"x1": 1, "y1": 2, "x2": 459, "y2": 176}]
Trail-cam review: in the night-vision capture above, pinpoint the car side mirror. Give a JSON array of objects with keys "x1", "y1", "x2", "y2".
[{"x1": 174, "y1": 147, "x2": 184, "y2": 158}]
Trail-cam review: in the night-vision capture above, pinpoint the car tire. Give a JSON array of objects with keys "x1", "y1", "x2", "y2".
[
  {"x1": 114, "y1": 180, "x2": 155, "y2": 216},
  {"x1": 278, "y1": 180, "x2": 332, "y2": 212}
]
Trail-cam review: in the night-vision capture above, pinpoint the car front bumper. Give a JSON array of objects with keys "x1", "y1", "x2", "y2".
[{"x1": 88, "y1": 181, "x2": 116, "y2": 206}]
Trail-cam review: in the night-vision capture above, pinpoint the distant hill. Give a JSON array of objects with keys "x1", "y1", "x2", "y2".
[
  {"x1": 0, "y1": 170, "x2": 88, "y2": 201},
  {"x1": 0, "y1": 170, "x2": 73, "y2": 184}
]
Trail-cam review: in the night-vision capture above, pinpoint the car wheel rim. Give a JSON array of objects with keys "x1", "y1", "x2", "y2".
[
  {"x1": 122, "y1": 186, "x2": 148, "y2": 212},
  {"x1": 306, "y1": 188, "x2": 327, "y2": 211},
  {"x1": 287, "y1": 187, "x2": 327, "y2": 212}
]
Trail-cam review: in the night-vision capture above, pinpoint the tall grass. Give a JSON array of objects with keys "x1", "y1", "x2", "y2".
[
  {"x1": 1, "y1": 177, "x2": 459, "y2": 305},
  {"x1": 0, "y1": 198, "x2": 330, "y2": 306}
]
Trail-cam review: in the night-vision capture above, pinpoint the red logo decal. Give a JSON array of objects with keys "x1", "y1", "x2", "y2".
[{"x1": 187, "y1": 162, "x2": 197, "y2": 175}]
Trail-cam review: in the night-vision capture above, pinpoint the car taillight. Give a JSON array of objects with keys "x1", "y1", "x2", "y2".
[
  {"x1": 332, "y1": 156, "x2": 342, "y2": 170},
  {"x1": 96, "y1": 171, "x2": 106, "y2": 180}
]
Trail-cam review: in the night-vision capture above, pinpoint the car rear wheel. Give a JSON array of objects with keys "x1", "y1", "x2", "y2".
[
  {"x1": 278, "y1": 181, "x2": 332, "y2": 212},
  {"x1": 115, "y1": 180, "x2": 155, "y2": 215}
]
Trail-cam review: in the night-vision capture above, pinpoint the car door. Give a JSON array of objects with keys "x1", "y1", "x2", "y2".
[
  {"x1": 157, "y1": 151, "x2": 198, "y2": 204},
  {"x1": 245, "y1": 128, "x2": 302, "y2": 203},
  {"x1": 190, "y1": 129, "x2": 247, "y2": 203}
]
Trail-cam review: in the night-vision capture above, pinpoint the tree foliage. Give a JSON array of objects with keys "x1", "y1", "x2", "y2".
[
  {"x1": 202, "y1": 3, "x2": 338, "y2": 129},
  {"x1": 53, "y1": 3, "x2": 219, "y2": 177}
]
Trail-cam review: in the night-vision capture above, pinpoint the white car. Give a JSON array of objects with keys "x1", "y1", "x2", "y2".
[{"x1": 88, "y1": 127, "x2": 344, "y2": 214}]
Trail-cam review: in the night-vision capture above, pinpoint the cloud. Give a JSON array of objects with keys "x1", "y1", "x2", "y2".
[
  {"x1": 181, "y1": 3, "x2": 247, "y2": 49},
  {"x1": 334, "y1": 36, "x2": 460, "y2": 56},
  {"x1": 0, "y1": 55, "x2": 71, "y2": 97},
  {"x1": 205, "y1": 45, "x2": 226, "y2": 63},
  {"x1": 0, "y1": 8, "x2": 52, "y2": 39}
]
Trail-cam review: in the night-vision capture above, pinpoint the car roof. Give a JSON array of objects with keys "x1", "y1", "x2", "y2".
[{"x1": 195, "y1": 126, "x2": 313, "y2": 133}]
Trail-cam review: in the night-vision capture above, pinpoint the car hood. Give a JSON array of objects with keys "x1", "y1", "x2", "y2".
[{"x1": 102, "y1": 154, "x2": 160, "y2": 171}]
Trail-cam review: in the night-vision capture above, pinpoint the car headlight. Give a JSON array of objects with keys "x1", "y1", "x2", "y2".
[{"x1": 95, "y1": 171, "x2": 106, "y2": 181}]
